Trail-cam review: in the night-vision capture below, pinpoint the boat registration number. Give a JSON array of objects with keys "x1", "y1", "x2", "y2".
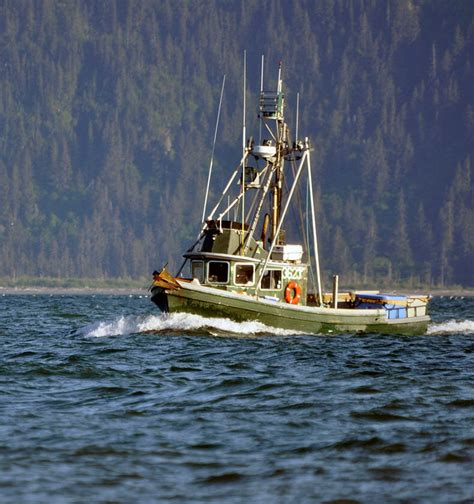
[{"x1": 282, "y1": 267, "x2": 304, "y2": 280}]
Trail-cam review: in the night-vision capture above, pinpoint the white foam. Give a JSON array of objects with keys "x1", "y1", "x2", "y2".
[
  {"x1": 427, "y1": 319, "x2": 474, "y2": 335},
  {"x1": 78, "y1": 315, "x2": 143, "y2": 338},
  {"x1": 78, "y1": 312, "x2": 297, "y2": 338}
]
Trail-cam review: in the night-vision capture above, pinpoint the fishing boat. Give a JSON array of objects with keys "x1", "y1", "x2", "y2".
[{"x1": 150, "y1": 61, "x2": 430, "y2": 335}]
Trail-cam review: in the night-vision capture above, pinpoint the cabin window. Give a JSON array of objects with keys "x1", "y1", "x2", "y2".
[
  {"x1": 235, "y1": 264, "x2": 254, "y2": 285},
  {"x1": 261, "y1": 269, "x2": 282, "y2": 290},
  {"x1": 207, "y1": 261, "x2": 229, "y2": 284},
  {"x1": 191, "y1": 261, "x2": 204, "y2": 283}
]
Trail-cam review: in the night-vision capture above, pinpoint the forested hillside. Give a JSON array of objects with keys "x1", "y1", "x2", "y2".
[{"x1": 0, "y1": 0, "x2": 473, "y2": 287}]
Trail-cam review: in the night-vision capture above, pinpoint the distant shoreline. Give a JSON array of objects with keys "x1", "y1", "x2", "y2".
[
  {"x1": 0, "y1": 286, "x2": 149, "y2": 296},
  {"x1": 1, "y1": 286, "x2": 472, "y2": 297}
]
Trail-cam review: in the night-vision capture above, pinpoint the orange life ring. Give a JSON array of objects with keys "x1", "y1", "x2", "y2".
[{"x1": 285, "y1": 281, "x2": 302, "y2": 305}]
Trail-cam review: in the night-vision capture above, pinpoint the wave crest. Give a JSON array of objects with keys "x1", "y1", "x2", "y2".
[
  {"x1": 427, "y1": 319, "x2": 474, "y2": 335},
  {"x1": 78, "y1": 312, "x2": 296, "y2": 338}
]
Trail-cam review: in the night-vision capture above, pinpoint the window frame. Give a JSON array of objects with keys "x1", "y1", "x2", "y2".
[
  {"x1": 207, "y1": 260, "x2": 230, "y2": 284},
  {"x1": 259, "y1": 268, "x2": 283, "y2": 290},
  {"x1": 190, "y1": 260, "x2": 205, "y2": 283},
  {"x1": 234, "y1": 262, "x2": 255, "y2": 286}
]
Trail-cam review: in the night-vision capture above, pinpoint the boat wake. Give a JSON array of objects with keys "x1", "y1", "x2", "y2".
[
  {"x1": 427, "y1": 319, "x2": 474, "y2": 335},
  {"x1": 77, "y1": 314, "x2": 474, "y2": 338},
  {"x1": 77, "y1": 312, "x2": 298, "y2": 338}
]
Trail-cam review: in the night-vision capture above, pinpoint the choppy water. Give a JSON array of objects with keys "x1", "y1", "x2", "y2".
[{"x1": 1, "y1": 293, "x2": 473, "y2": 503}]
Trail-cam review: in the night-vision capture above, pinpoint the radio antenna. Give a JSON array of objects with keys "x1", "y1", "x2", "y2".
[
  {"x1": 201, "y1": 74, "x2": 226, "y2": 225},
  {"x1": 259, "y1": 54, "x2": 264, "y2": 144}
]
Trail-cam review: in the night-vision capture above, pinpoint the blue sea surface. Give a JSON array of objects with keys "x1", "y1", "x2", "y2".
[{"x1": 1, "y1": 293, "x2": 473, "y2": 503}]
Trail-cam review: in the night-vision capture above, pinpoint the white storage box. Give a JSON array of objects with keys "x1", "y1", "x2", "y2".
[{"x1": 271, "y1": 244, "x2": 303, "y2": 262}]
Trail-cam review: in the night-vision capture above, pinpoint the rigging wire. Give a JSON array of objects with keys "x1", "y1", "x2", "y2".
[{"x1": 201, "y1": 74, "x2": 226, "y2": 226}]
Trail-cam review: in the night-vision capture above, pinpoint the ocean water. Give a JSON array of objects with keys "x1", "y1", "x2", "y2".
[{"x1": 0, "y1": 293, "x2": 473, "y2": 503}]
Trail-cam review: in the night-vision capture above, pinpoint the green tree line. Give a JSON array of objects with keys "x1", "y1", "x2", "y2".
[{"x1": 0, "y1": 0, "x2": 472, "y2": 287}]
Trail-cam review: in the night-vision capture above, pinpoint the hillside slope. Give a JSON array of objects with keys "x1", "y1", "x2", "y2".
[{"x1": 0, "y1": 0, "x2": 472, "y2": 286}]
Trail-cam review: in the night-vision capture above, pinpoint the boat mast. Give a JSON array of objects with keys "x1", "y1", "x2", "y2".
[
  {"x1": 241, "y1": 50, "x2": 247, "y2": 254},
  {"x1": 271, "y1": 62, "x2": 285, "y2": 242},
  {"x1": 259, "y1": 55, "x2": 264, "y2": 145},
  {"x1": 295, "y1": 92, "x2": 300, "y2": 143},
  {"x1": 252, "y1": 64, "x2": 324, "y2": 303}
]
